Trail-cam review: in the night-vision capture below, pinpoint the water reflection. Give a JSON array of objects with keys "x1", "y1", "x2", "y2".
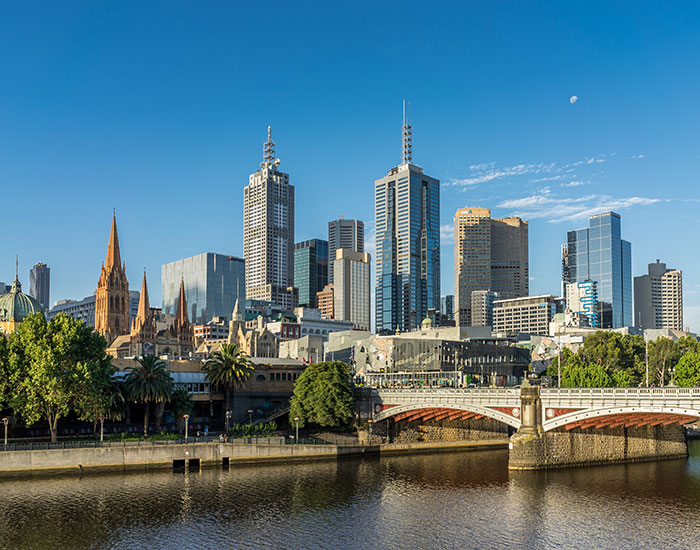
[{"x1": 0, "y1": 442, "x2": 698, "y2": 549}]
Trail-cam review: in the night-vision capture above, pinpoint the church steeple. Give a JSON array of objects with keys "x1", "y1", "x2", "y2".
[
  {"x1": 135, "y1": 271, "x2": 150, "y2": 325},
  {"x1": 105, "y1": 210, "x2": 122, "y2": 269},
  {"x1": 175, "y1": 278, "x2": 188, "y2": 326},
  {"x1": 130, "y1": 270, "x2": 156, "y2": 341}
]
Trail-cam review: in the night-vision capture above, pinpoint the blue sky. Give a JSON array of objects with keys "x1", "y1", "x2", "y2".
[{"x1": 2, "y1": 2, "x2": 700, "y2": 327}]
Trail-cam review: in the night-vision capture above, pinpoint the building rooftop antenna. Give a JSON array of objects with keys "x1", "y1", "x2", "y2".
[
  {"x1": 263, "y1": 126, "x2": 276, "y2": 165},
  {"x1": 402, "y1": 100, "x2": 413, "y2": 164}
]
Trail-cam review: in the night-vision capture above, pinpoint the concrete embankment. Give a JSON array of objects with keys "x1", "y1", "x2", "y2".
[{"x1": 0, "y1": 439, "x2": 508, "y2": 478}]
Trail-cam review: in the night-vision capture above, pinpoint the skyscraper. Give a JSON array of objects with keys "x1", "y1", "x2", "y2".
[
  {"x1": 294, "y1": 239, "x2": 328, "y2": 307},
  {"x1": 328, "y1": 217, "x2": 364, "y2": 284},
  {"x1": 162, "y1": 252, "x2": 245, "y2": 324},
  {"x1": 634, "y1": 260, "x2": 683, "y2": 330},
  {"x1": 453, "y1": 207, "x2": 528, "y2": 326},
  {"x1": 95, "y1": 212, "x2": 130, "y2": 344},
  {"x1": 29, "y1": 262, "x2": 50, "y2": 311},
  {"x1": 562, "y1": 211, "x2": 632, "y2": 328},
  {"x1": 375, "y1": 104, "x2": 440, "y2": 333},
  {"x1": 333, "y1": 249, "x2": 371, "y2": 331},
  {"x1": 243, "y1": 127, "x2": 295, "y2": 309}
]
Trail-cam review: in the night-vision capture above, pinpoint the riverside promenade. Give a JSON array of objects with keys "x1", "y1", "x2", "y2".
[{"x1": 0, "y1": 438, "x2": 507, "y2": 478}]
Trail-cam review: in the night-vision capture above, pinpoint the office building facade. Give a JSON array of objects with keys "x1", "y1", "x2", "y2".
[
  {"x1": 454, "y1": 207, "x2": 528, "y2": 326},
  {"x1": 162, "y1": 252, "x2": 245, "y2": 325},
  {"x1": 328, "y1": 217, "x2": 364, "y2": 283},
  {"x1": 29, "y1": 262, "x2": 50, "y2": 311},
  {"x1": 441, "y1": 295, "x2": 454, "y2": 322},
  {"x1": 471, "y1": 290, "x2": 499, "y2": 327},
  {"x1": 375, "y1": 111, "x2": 440, "y2": 333},
  {"x1": 333, "y1": 249, "x2": 371, "y2": 331},
  {"x1": 562, "y1": 211, "x2": 632, "y2": 328},
  {"x1": 243, "y1": 127, "x2": 295, "y2": 309},
  {"x1": 294, "y1": 239, "x2": 328, "y2": 307},
  {"x1": 316, "y1": 284, "x2": 335, "y2": 319},
  {"x1": 493, "y1": 295, "x2": 564, "y2": 336},
  {"x1": 634, "y1": 260, "x2": 683, "y2": 330}
]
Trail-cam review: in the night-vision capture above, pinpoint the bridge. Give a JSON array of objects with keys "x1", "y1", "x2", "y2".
[{"x1": 357, "y1": 385, "x2": 700, "y2": 469}]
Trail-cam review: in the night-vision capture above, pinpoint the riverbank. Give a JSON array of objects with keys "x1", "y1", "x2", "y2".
[{"x1": 0, "y1": 439, "x2": 508, "y2": 478}]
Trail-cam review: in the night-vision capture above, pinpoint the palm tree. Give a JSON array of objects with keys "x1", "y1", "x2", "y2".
[
  {"x1": 203, "y1": 343, "x2": 255, "y2": 430},
  {"x1": 125, "y1": 354, "x2": 173, "y2": 436}
]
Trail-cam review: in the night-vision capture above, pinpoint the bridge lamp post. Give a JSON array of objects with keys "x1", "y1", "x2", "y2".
[
  {"x1": 183, "y1": 414, "x2": 190, "y2": 440},
  {"x1": 443, "y1": 342, "x2": 460, "y2": 388},
  {"x1": 1, "y1": 417, "x2": 7, "y2": 448},
  {"x1": 99, "y1": 416, "x2": 104, "y2": 444},
  {"x1": 294, "y1": 417, "x2": 300, "y2": 443},
  {"x1": 247, "y1": 409, "x2": 254, "y2": 425},
  {"x1": 367, "y1": 418, "x2": 373, "y2": 444},
  {"x1": 225, "y1": 410, "x2": 232, "y2": 433}
]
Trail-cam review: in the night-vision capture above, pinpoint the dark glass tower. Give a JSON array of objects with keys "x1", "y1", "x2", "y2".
[
  {"x1": 294, "y1": 239, "x2": 328, "y2": 308},
  {"x1": 562, "y1": 211, "x2": 632, "y2": 328}
]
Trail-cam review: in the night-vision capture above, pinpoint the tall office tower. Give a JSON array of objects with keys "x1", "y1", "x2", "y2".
[
  {"x1": 95, "y1": 212, "x2": 130, "y2": 344},
  {"x1": 316, "y1": 284, "x2": 335, "y2": 319},
  {"x1": 244, "y1": 127, "x2": 295, "y2": 309},
  {"x1": 440, "y1": 295, "x2": 454, "y2": 322},
  {"x1": 471, "y1": 290, "x2": 499, "y2": 327},
  {"x1": 561, "y1": 211, "x2": 632, "y2": 328},
  {"x1": 634, "y1": 260, "x2": 683, "y2": 330},
  {"x1": 374, "y1": 104, "x2": 440, "y2": 333},
  {"x1": 333, "y1": 249, "x2": 371, "y2": 331},
  {"x1": 29, "y1": 262, "x2": 50, "y2": 311},
  {"x1": 162, "y1": 252, "x2": 245, "y2": 324},
  {"x1": 453, "y1": 207, "x2": 528, "y2": 326},
  {"x1": 294, "y1": 239, "x2": 328, "y2": 307},
  {"x1": 328, "y1": 217, "x2": 364, "y2": 283}
]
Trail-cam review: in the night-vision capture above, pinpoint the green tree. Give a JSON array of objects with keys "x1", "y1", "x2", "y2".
[
  {"x1": 289, "y1": 361, "x2": 354, "y2": 429},
  {"x1": 674, "y1": 352, "x2": 700, "y2": 387},
  {"x1": 124, "y1": 354, "x2": 173, "y2": 436},
  {"x1": 170, "y1": 387, "x2": 194, "y2": 430},
  {"x1": 578, "y1": 331, "x2": 645, "y2": 385},
  {"x1": 561, "y1": 362, "x2": 612, "y2": 388},
  {"x1": 648, "y1": 337, "x2": 680, "y2": 386},
  {"x1": 676, "y1": 336, "x2": 700, "y2": 357},
  {"x1": 7, "y1": 313, "x2": 113, "y2": 442},
  {"x1": 202, "y1": 343, "x2": 254, "y2": 429},
  {"x1": 0, "y1": 335, "x2": 9, "y2": 410}
]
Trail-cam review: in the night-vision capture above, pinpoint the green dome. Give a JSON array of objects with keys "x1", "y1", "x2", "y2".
[{"x1": 0, "y1": 277, "x2": 43, "y2": 322}]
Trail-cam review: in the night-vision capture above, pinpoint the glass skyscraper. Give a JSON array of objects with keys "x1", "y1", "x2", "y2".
[
  {"x1": 375, "y1": 110, "x2": 440, "y2": 333},
  {"x1": 562, "y1": 211, "x2": 632, "y2": 328},
  {"x1": 162, "y1": 252, "x2": 245, "y2": 324},
  {"x1": 294, "y1": 239, "x2": 328, "y2": 308}
]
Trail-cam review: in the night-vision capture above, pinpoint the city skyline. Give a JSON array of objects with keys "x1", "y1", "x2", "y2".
[{"x1": 3, "y1": 3, "x2": 700, "y2": 329}]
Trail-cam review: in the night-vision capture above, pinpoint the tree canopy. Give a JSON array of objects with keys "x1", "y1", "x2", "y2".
[{"x1": 289, "y1": 361, "x2": 354, "y2": 429}]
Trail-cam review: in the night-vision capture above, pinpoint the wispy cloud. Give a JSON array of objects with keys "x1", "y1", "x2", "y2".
[
  {"x1": 498, "y1": 193, "x2": 660, "y2": 223},
  {"x1": 448, "y1": 154, "x2": 609, "y2": 188},
  {"x1": 440, "y1": 223, "x2": 454, "y2": 244},
  {"x1": 560, "y1": 180, "x2": 590, "y2": 188},
  {"x1": 632, "y1": 154, "x2": 645, "y2": 159}
]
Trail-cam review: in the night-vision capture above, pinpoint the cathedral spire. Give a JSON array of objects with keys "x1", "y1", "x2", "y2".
[
  {"x1": 136, "y1": 271, "x2": 150, "y2": 322},
  {"x1": 105, "y1": 211, "x2": 122, "y2": 269},
  {"x1": 175, "y1": 278, "x2": 188, "y2": 326}
]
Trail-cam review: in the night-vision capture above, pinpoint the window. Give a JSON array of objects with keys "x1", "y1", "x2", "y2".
[{"x1": 256, "y1": 374, "x2": 266, "y2": 381}]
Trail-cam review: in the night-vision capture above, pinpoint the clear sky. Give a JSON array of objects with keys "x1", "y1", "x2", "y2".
[{"x1": 2, "y1": 2, "x2": 700, "y2": 328}]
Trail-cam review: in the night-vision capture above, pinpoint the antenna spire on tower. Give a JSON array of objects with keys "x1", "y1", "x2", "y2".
[
  {"x1": 263, "y1": 125, "x2": 276, "y2": 165},
  {"x1": 402, "y1": 100, "x2": 413, "y2": 164}
]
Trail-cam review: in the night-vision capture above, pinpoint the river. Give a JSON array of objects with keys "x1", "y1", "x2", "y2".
[{"x1": 1, "y1": 440, "x2": 699, "y2": 550}]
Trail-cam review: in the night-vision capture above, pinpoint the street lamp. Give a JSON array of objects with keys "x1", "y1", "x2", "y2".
[
  {"x1": 367, "y1": 418, "x2": 374, "y2": 444},
  {"x1": 294, "y1": 416, "x2": 300, "y2": 443},
  {"x1": 225, "y1": 410, "x2": 232, "y2": 433},
  {"x1": 99, "y1": 416, "x2": 104, "y2": 444},
  {"x1": 183, "y1": 414, "x2": 190, "y2": 440},
  {"x1": 247, "y1": 409, "x2": 253, "y2": 425},
  {"x1": 2, "y1": 417, "x2": 7, "y2": 448}
]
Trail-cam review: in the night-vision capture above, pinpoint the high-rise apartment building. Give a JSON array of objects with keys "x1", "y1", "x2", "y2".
[
  {"x1": 375, "y1": 106, "x2": 440, "y2": 333},
  {"x1": 243, "y1": 127, "x2": 295, "y2": 309},
  {"x1": 29, "y1": 262, "x2": 50, "y2": 311},
  {"x1": 294, "y1": 239, "x2": 328, "y2": 307},
  {"x1": 328, "y1": 217, "x2": 364, "y2": 283},
  {"x1": 162, "y1": 252, "x2": 245, "y2": 324},
  {"x1": 634, "y1": 260, "x2": 683, "y2": 330},
  {"x1": 453, "y1": 207, "x2": 528, "y2": 326},
  {"x1": 333, "y1": 249, "x2": 371, "y2": 331},
  {"x1": 562, "y1": 211, "x2": 632, "y2": 328},
  {"x1": 95, "y1": 212, "x2": 130, "y2": 344}
]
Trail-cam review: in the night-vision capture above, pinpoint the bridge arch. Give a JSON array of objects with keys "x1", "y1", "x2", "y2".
[
  {"x1": 373, "y1": 402, "x2": 521, "y2": 430},
  {"x1": 543, "y1": 406, "x2": 700, "y2": 432}
]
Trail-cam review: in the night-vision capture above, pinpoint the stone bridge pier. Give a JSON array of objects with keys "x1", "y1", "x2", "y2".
[{"x1": 508, "y1": 382, "x2": 690, "y2": 470}]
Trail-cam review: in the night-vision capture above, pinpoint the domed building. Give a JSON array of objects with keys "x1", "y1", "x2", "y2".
[{"x1": 0, "y1": 275, "x2": 43, "y2": 334}]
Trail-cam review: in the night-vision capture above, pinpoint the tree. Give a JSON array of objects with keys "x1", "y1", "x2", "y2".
[
  {"x1": 124, "y1": 354, "x2": 173, "y2": 436},
  {"x1": 676, "y1": 336, "x2": 700, "y2": 357},
  {"x1": 561, "y1": 362, "x2": 612, "y2": 388},
  {"x1": 202, "y1": 343, "x2": 254, "y2": 428},
  {"x1": 170, "y1": 387, "x2": 194, "y2": 431},
  {"x1": 7, "y1": 313, "x2": 113, "y2": 442},
  {"x1": 674, "y1": 352, "x2": 700, "y2": 387},
  {"x1": 648, "y1": 337, "x2": 680, "y2": 386},
  {"x1": 289, "y1": 361, "x2": 354, "y2": 429}
]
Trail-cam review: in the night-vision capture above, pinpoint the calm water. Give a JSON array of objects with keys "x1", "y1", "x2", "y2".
[{"x1": 1, "y1": 441, "x2": 700, "y2": 550}]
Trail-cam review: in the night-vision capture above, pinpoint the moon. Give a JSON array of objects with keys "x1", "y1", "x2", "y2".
[{"x1": 569, "y1": 95, "x2": 578, "y2": 104}]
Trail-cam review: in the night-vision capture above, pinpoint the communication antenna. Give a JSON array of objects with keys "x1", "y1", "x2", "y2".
[{"x1": 402, "y1": 100, "x2": 413, "y2": 164}]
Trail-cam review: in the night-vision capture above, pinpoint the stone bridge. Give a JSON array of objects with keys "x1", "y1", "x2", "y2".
[{"x1": 357, "y1": 385, "x2": 700, "y2": 469}]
